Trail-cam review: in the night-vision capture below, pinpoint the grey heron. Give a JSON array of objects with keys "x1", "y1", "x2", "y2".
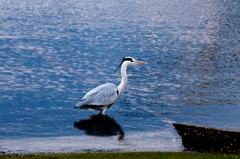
[{"x1": 75, "y1": 56, "x2": 147, "y2": 115}]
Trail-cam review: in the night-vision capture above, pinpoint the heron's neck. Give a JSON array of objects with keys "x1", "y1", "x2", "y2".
[{"x1": 117, "y1": 63, "x2": 128, "y2": 95}]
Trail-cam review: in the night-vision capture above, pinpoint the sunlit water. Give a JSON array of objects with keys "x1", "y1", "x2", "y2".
[{"x1": 0, "y1": 0, "x2": 240, "y2": 153}]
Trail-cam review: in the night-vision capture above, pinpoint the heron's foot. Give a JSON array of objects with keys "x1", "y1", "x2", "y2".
[{"x1": 98, "y1": 112, "x2": 104, "y2": 116}]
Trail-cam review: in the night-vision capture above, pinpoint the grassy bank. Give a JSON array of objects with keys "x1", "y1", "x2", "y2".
[{"x1": 1, "y1": 152, "x2": 239, "y2": 159}]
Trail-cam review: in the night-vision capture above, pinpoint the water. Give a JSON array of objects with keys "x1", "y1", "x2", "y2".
[{"x1": 0, "y1": 0, "x2": 240, "y2": 153}]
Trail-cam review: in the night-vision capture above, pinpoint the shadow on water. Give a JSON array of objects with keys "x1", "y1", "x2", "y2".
[{"x1": 74, "y1": 114, "x2": 124, "y2": 141}]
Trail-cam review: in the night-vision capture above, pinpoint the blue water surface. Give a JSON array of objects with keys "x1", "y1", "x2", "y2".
[{"x1": 0, "y1": 0, "x2": 239, "y2": 153}]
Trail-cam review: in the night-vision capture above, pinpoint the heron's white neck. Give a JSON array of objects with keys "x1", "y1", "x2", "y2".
[{"x1": 117, "y1": 62, "x2": 128, "y2": 95}]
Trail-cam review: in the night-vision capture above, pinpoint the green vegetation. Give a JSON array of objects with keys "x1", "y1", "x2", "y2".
[{"x1": 1, "y1": 152, "x2": 239, "y2": 159}]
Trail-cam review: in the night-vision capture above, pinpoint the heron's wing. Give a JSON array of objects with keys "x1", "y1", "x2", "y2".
[{"x1": 78, "y1": 83, "x2": 119, "y2": 106}]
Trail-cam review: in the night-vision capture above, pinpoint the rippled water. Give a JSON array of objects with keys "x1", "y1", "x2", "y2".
[{"x1": 0, "y1": 0, "x2": 240, "y2": 153}]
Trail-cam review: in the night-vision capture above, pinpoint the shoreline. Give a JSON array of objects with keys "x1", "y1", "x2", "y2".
[
  {"x1": 1, "y1": 152, "x2": 240, "y2": 159},
  {"x1": 173, "y1": 123, "x2": 240, "y2": 154}
]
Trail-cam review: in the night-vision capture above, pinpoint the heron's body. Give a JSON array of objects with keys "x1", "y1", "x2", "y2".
[
  {"x1": 75, "y1": 57, "x2": 147, "y2": 115},
  {"x1": 75, "y1": 83, "x2": 119, "y2": 114}
]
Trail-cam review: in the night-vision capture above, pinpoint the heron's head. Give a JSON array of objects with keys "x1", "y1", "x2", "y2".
[{"x1": 114, "y1": 56, "x2": 147, "y2": 73}]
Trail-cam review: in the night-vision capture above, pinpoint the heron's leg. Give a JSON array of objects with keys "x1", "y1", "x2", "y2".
[{"x1": 100, "y1": 107, "x2": 107, "y2": 115}]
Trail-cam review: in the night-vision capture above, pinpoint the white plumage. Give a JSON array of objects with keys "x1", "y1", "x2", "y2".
[
  {"x1": 75, "y1": 56, "x2": 147, "y2": 115},
  {"x1": 75, "y1": 83, "x2": 118, "y2": 107}
]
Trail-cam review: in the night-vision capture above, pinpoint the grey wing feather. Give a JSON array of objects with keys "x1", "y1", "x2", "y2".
[{"x1": 75, "y1": 83, "x2": 118, "y2": 107}]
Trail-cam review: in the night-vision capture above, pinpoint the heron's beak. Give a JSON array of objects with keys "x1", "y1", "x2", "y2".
[
  {"x1": 114, "y1": 60, "x2": 147, "y2": 73},
  {"x1": 133, "y1": 61, "x2": 148, "y2": 65}
]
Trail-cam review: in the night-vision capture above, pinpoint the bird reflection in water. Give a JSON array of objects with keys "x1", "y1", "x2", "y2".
[{"x1": 74, "y1": 114, "x2": 124, "y2": 141}]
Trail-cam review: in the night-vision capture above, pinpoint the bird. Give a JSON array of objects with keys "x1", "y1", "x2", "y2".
[{"x1": 75, "y1": 56, "x2": 147, "y2": 115}]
